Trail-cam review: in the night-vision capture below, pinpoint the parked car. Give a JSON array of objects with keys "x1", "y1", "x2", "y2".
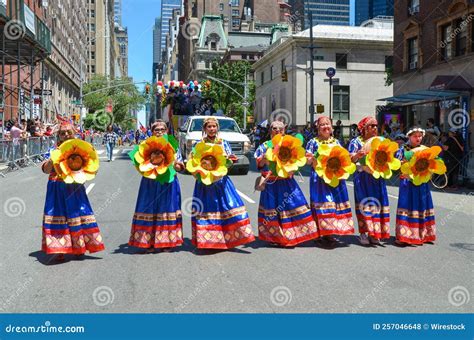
[{"x1": 178, "y1": 116, "x2": 252, "y2": 174}]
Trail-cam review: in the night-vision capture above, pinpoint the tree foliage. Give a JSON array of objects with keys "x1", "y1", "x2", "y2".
[
  {"x1": 82, "y1": 75, "x2": 145, "y2": 131},
  {"x1": 202, "y1": 60, "x2": 255, "y2": 128}
]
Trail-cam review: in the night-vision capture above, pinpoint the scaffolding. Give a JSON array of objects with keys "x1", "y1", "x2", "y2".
[{"x1": 0, "y1": 0, "x2": 51, "y2": 134}]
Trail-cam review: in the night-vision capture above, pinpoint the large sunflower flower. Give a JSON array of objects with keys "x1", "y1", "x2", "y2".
[
  {"x1": 315, "y1": 144, "x2": 356, "y2": 187},
  {"x1": 265, "y1": 134, "x2": 306, "y2": 178},
  {"x1": 366, "y1": 137, "x2": 401, "y2": 179},
  {"x1": 186, "y1": 142, "x2": 228, "y2": 185},
  {"x1": 401, "y1": 145, "x2": 446, "y2": 185},
  {"x1": 133, "y1": 136, "x2": 176, "y2": 181},
  {"x1": 50, "y1": 139, "x2": 99, "y2": 184}
]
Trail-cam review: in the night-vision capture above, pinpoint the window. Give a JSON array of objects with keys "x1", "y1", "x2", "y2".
[
  {"x1": 408, "y1": 37, "x2": 418, "y2": 69},
  {"x1": 455, "y1": 18, "x2": 467, "y2": 56},
  {"x1": 270, "y1": 65, "x2": 274, "y2": 80},
  {"x1": 232, "y1": 18, "x2": 240, "y2": 27},
  {"x1": 231, "y1": 0, "x2": 239, "y2": 6},
  {"x1": 241, "y1": 54, "x2": 247, "y2": 60},
  {"x1": 336, "y1": 53, "x2": 347, "y2": 69},
  {"x1": 441, "y1": 24, "x2": 452, "y2": 60},
  {"x1": 385, "y1": 56, "x2": 393, "y2": 69},
  {"x1": 333, "y1": 86, "x2": 350, "y2": 120},
  {"x1": 232, "y1": 9, "x2": 239, "y2": 17},
  {"x1": 281, "y1": 58, "x2": 285, "y2": 73},
  {"x1": 90, "y1": 51, "x2": 95, "y2": 60},
  {"x1": 91, "y1": 65, "x2": 95, "y2": 73},
  {"x1": 408, "y1": 0, "x2": 419, "y2": 15},
  {"x1": 219, "y1": 3, "x2": 224, "y2": 11},
  {"x1": 90, "y1": 9, "x2": 95, "y2": 18},
  {"x1": 261, "y1": 71, "x2": 265, "y2": 85},
  {"x1": 90, "y1": 23, "x2": 95, "y2": 32}
]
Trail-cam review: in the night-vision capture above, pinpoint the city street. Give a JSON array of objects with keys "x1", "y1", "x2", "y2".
[{"x1": 0, "y1": 147, "x2": 472, "y2": 314}]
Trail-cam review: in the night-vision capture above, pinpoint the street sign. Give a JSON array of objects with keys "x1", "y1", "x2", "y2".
[
  {"x1": 326, "y1": 67, "x2": 336, "y2": 78},
  {"x1": 316, "y1": 104, "x2": 325, "y2": 113},
  {"x1": 324, "y1": 78, "x2": 340, "y2": 85},
  {"x1": 72, "y1": 100, "x2": 82, "y2": 105},
  {"x1": 34, "y1": 89, "x2": 52, "y2": 95}
]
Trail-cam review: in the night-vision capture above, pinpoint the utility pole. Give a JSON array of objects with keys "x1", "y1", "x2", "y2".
[
  {"x1": 243, "y1": 70, "x2": 248, "y2": 131},
  {"x1": 308, "y1": 10, "x2": 316, "y2": 126}
]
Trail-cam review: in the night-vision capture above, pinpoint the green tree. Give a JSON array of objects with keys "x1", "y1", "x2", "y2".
[
  {"x1": 385, "y1": 66, "x2": 393, "y2": 87},
  {"x1": 202, "y1": 60, "x2": 255, "y2": 128},
  {"x1": 82, "y1": 75, "x2": 145, "y2": 131}
]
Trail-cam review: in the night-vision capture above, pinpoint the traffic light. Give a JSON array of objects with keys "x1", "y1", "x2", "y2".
[
  {"x1": 145, "y1": 84, "x2": 150, "y2": 95},
  {"x1": 281, "y1": 68, "x2": 288, "y2": 82}
]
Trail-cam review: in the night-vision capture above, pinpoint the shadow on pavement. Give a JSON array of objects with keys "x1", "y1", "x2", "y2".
[{"x1": 29, "y1": 251, "x2": 102, "y2": 266}]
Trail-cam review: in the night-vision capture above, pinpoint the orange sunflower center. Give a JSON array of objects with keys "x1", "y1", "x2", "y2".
[
  {"x1": 374, "y1": 150, "x2": 388, "y2": 167},
  {"x1": 327, "y1": 157, "x2": 341, "y2": 172},
  {"x1": 67, "y1": 154, "x2": 84, "y2": 171},
  {"x1": 278, "y1": 147, "x2": 292, "y2": 163},
  {"x1": 201, "y1": 155, "x2": 217, "y2": 171},
  {"x1": 150, "y1": 150, "x2": 165, "y2": 166},
  {"x1": 414, "y1": 158, "x2": 429, "y2": 173}
]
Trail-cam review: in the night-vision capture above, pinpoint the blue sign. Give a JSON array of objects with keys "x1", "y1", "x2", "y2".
[{"x1": 326, "y1": 67, "x2": 336, "y2": 78}]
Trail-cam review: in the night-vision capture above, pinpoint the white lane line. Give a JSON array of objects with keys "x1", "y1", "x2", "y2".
[
  {"x1": 86, "y1": 183, "x2": 95, "y2": 194},
  {"x1": 237, "y1": 189, "x2": 256, "y2": 204},
  {"x1": 346, "y1": 182, "x2": 399, "y2": 199}
]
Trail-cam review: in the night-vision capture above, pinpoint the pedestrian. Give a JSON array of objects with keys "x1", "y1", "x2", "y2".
[
  {"x1": 135, "y1": 130, "x2": 140, "y2": 144},
  {"x1": 189, "y1": 117, "x2": 255, "y2": 249},
  {"x1": 395, "y1": 127, "x2": 438, "y2": 246},
  {"x1": 40, "y1": 122, "x2": 105, "y2": 261},
  {"x1": 255, "y1": 120, "x2": 318, "y2": 247},
  {"x1": 306, "y1": 116, "x2": 353, "y2": 246},
  {"x1": 128, "y1": 120, "x2": 184, "y2": 252},
  {"x1": 443, "y1": 128, "x2": 464, "y2": 189},
  {"x1": 348, "y1": 117, "x2": 391, "y2": 246},
  {"x1": 303, "y1": 121, "x2": 314, "y2": 146},
  {"x1": 103, "y1": 125, "x2": 118, "y2": 162},
  {"x1": 426, "y1": 118, "x2": 441, "y2": 137}
]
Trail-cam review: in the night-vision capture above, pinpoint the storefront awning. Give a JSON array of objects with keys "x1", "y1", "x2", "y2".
[{"x1": 378, "y1": 89, "x2": 468, "y2": 106}]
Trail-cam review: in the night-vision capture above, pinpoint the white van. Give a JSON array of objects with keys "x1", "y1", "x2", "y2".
[{"x1": 178, "y1": 116, "x2": 252, "y2": 174}]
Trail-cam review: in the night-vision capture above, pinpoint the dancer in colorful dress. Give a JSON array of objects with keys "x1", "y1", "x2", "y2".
[
  {"x1": 306, "y1": 116, "x2": 354, "y2": 245},
  {"x1": 395, "y1": 127, "x2": 445, "y2": 246},
  {"x1": 348, "y1": 117, "x2": 390, "y2": 246},
  {"x1": 189, "y1": 117, "x2": 255, "y2": 249},
  {"x1": 41, "y1": 122, "x2": 104, "y2": 261},
  {"x1": 255, "y1": 121, "x2": 318, "y2": 247},
  {"x1": 128, "y1": 120, "x2": 184, "y2": 251}
]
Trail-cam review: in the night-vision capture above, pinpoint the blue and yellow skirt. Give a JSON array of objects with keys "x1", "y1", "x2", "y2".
[
  {"x1": 42, "y1": 178, "x2": 105, "y2": 255},
  {"x1": 258, "y1": 176, "x2": 318, "y2": 246},
  {"x1": 396, "y1": 179, "x2": 436, "y2": 244},
  {"x1": 353, "y1": 171, "x2": 390, "y2": 239},
  {"x1": 129, "y1": 177, "x2": 183, "y2": 249},
  {"x1": 192, "y1": 176, "x2": 255, "y2": 249},
  {"x1": 309, "y1": 171, "x2": 354, "y2": 236}
]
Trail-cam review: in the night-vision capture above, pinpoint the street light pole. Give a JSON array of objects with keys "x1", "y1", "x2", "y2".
[{"x1": 308, "y1": 10, "x2": 316, "y2": 126}]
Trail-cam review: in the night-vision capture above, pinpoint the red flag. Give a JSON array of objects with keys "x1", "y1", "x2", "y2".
[{"x1": 139, "y1": 121, "x2": 147, "y2": 133}]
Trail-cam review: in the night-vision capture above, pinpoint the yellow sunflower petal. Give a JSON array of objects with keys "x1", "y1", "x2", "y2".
[
  {"x1": 84, "y1": 158, "x2": 99, "y2": 173},
  {"x1": 50, "y1": 149, "x2": 63, "y2": 164},
  {"x1": 401, "y1": 162, "x2": 411, "y2": 175},
  {"x1": 431, "y1": 159, "x2": 447, "y2": 174},
  {"x1": 371, "y1": 137, "x2": 382, "y2": 149},
  {"x1": 139, "y1": 161, "x2": 155, "y2": 172},
  {"x1": 390, "y1": 158, "x2": 401, "y2": 170},
  {"x1": 59, "y1": 160, "x2": 71, "y2": 176}
]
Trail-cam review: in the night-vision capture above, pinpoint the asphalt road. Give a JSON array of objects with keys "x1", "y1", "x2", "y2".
[{"x1": 0, "y1": 146, "x2": 473, "y2": 313}]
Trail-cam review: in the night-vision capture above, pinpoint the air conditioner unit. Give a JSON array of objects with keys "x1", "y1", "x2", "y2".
[
  {"x1": 409, "y1": 61, "x2": 418, "y2": 69},
  {"x1": 68, "y1": 38, "x2": 74, "y2": 44},
  {"x1": 408, "y1": 6, "x2": 419, "y2": 15}
]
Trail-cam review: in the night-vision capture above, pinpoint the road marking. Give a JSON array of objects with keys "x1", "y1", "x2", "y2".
[
  {"x1": 237, "y1": 189, "x2": 256, "y2": 204},
  {"x1": 346, "y1": 182, "x2": 399, "y2": 199},
  {"x1": 86, "y1": 183, "x2": 95, "y2": 194}
]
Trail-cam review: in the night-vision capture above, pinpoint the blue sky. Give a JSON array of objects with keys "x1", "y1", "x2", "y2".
[{"x1": 122, "y1": 0, "x2": 161, "y2": 90}]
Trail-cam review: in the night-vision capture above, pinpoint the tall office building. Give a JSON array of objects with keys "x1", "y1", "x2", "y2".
[
  {"x1": 160, "y1": 0, "x2": 182, "y2": 52},
  {"x1": 304, "y1": 0, "x2": 350, "y2": 27},
  {"x1": 355, "y1": 0, "x2": 394, "y2": 26},
  {"x1": 152, "y1": 17, "x2": 162, "y2": 82},
  {"x1": 114, "y1": 0, "x2": 122, "y2": 27}
]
